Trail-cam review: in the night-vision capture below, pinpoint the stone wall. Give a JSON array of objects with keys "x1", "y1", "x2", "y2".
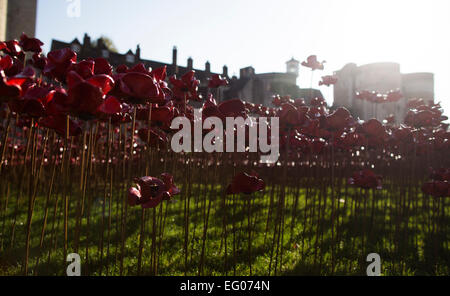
[
  {"x1": 334, "y1": 62, "x2": 434, "y2": 123},
  {"x1": 6, "y1": 0, "x2": 37, "y2": 40}
]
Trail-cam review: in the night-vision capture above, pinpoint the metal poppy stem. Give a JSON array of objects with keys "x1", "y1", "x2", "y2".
[
  {"x1": 99, "y1": 118, "x2": 112, "y2": 275},
  {"x1": 34, "y1": 131, "x2": 57, "y2": 271},
  {"x1": 137, "y1": 207, "x2": 145, "y2": 275},
  {"x1": 23, "y1": 119, "x2": 36, "y2": 275},
  {"x1": 0, "y1": 110, "x2": 11, "y2": 172}
]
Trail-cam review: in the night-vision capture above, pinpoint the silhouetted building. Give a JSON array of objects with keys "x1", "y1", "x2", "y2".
[
  {"x1": 333, "y1": 62, "x2": 434, "y2": 123},
  {"x1": 224, "y1": 58, "x2": 323, "y2": 106},
  {"x1": 51, "y1": 35, "x2": 323, "y2": 106},
  {"x1": 51, "y1": 34, "x2": 229, "y2": 100},
  {"x1": 51, "y1": 34, "x2": 227, "y2": 82}
]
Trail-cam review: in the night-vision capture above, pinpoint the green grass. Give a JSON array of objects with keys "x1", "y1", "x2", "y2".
[{"x1": 0, "y1": 181, "x2": 448, "y2": 276}]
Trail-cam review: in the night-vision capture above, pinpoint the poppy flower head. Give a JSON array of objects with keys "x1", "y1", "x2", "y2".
[
  {"x1": 119, "y1": 72, "x2": 163, "y2": 105},
  {"x1": 1, "y1": 40, "x2": 24, "y2": 58},
  {"x1": 385, "y1": 90, "x2": 403, "y2": 102},
  {"x1": 19, "y1": 33, "x2": 44, "y2": 53},
  {"x1": 325, "y1": 107, "x2": 351, "y2": 130},
  {"x1": 137, "y1": 127, "x2": 168, "y2": 148},
  {"x1": 362, "y1": 119, "x2": 385, "y2": 137},
  {"x1": 226, "y1": 172, "x2": 265, "y2": 195},
  {"x1": 66, "y1": 71, "x2": 114, "y2": 119},
  {"x1": 92, "y1": 58, "x2": 113, "y2": 76},
  {"x1": 128, "y1": 174, "x2": 179, "y2": 208},
  {"x1": 278, "y1": 103, "x2": 303, "y2": 127},
  {"x1": 150, "y1": 66, "x2": 167, "y2": 82},
  {"x1": 0, "y1": 70, "x2": 30, "y2": 100},
  {"x1": 39, "y1": 114, "x2": 82, "y2": 137},
  {"x1": 97, "y1": 96, "x2": 122, "y2": 116},
  {"x1": 429, "y1": 168, "x2": 450, "y2": 182},
  {"x1": 43, "y1": 48, "x2": 77, "y2": 82},
  {"x1": 301, "y1": 55, "x2": 325, "y2": 71},
  {"x1": 0, "y1": 55, "x2": 13, "y2": 72},
  {"x1": 319, "y1": 75, "x2": 338, "y2": 86},
  {"x1": 422, "y1": 181, "x2": 450, "y2": 198},
  {"x1": 160, "y1": 173, "x2": 181, "y2": 196},
  {"x1": 69, "y1": 60, "x2": 95, "y2": 79},
  {"x1": 218, "y1": 98, "x2": 247, "y2": 118},
  {"x1": 169, "y1": 71, "x2": 202, "y2": 102},
  {"x1": 208, "y1": 74, "x2": 228, "y2": 88},
  {"x1": 30, "y1": 53, "x2": 47, "y2": 70},
  {"x1": 348, "y1": 169, "x2": 382, "y2": 190}
]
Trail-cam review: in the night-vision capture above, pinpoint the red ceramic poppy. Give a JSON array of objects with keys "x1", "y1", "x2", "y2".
[
  {"x1": 160, "y1": 173, "x2": 181, "y2": 196},
  {"x1": 39, "y1": 114, "x2": 82, "y2": 137},
  {"x1": 126, "y1": 63, "x2": 152, "y2": 75},
  {"x1": 19, "y1": 84, "x2": 53, "y2": 118},
  {"x1": 325, "y1": 107, "x2": 351, "y2": 130},
  {"x1": 202, "y1": 95, "x2": 223, "y2": 119},
  {"x1": 128, "y1": 174, "x2": 178, "y2": 209},
  {"x1": 216, "y1": 99, "x2": 246, "y2": 118},
  {"x1": 0, "y1": 55, "x2": 13, "y2": 72},
  {"x1": 45, "y1": 87, "x2": 70, "y2": 116},
  {"x1": 169, "y1": 70, "x2": 201, "y2": 103},
  {"x1": 348, "y1": 169, "x2": 382, "y2": 190},
  {"x1": 150, "y1": 66, "x2": 167, "y2": 82},
  {"x1": 301, "y1": 55, "x2": 325, "y2": 71},
  {"x1": 362, "y1": 119, "x2": 385, "y2": 138},
  {"x1": 137, "y1": 127, "x2": 168, "y2": 148},
  {"x1": 226, "y1": 172, "x2": 265, "y2": 195},
  {"x1": 69, "y1": 60, "x2": 95, "y2": 79},
  {"x1": 118, "y1": 72, "x2": 163, "y2": 104},
  {"x1": 385, "y1": 90, "x2": 403, "y2": 102},
  {"x1": 91, "y1": 58, "x2": 113, "y2": 76},
  {"x1": 31, "y1": 53, "x2": 47, "y2": 71},
  {"x1": 277, "y1": 103, "x2": 307, "y2": 127},
  {"x1": 1, "y1": 40, "x2": 24, "y2": 58},
  {"x1": 97, "y1": 96, "x2": 122, "y2": 115},
  {"x1": 43, "y1": 48, "x2": 77, "y2": 82},
  {"x1": 208, "y1": 74, "x2": 228, "y2": 88},
  {"x1": 65, "y1": 71, "x2": 114, "y2": 118},
  {"x1": 0, "y1": 70, "x2": 28, "y2": 100},
  {"x1": 319, "y1": 75, "x2": 338, "y2": 86},
  {"x1": 422, "y1": 181, "x2": 450, "y2": 198},
  {"x1": 19, "y1": 33, "x2": 44, "y2": 53},
  {"x1": 356, "y1": 90, "x2": 380, "y2": 103}
]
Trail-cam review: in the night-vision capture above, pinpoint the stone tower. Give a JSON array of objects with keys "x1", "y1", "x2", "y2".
[
  {"x1": 0, "y1": 0, "x2": 7, "y2": 41},
  {"x1": 286, "y1": 57, "x2": 300, "y2": 77},
  {"x1": 4, "y1": 0, "x2": 38, "y2": 40}
]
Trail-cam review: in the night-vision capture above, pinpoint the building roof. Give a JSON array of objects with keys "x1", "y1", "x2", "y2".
[
  {"x1": 50, "y1": 35, "x2": 223, "y2": 81},
  {"x1": 286, "y1": 57, "x2": 299, "y2": 64}
]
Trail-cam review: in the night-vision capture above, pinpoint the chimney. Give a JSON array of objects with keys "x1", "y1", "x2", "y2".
[
  {"x1": 83, "y1": 33, "x2": 91, "y2": 48},
  {"x1": 97, "y1": 38, "x2": 105, "y2": 49},
  {"x1": 223, "y1": 65, "x2": 228, "y2": 77},
  {"x1": 205, "y1": 61, "x2": 211, "y2": 73},
  {"x1": 172, "y1": 46, "x2": 178, "y2": 74},
  {"x1": 136, "y1": 44, "x2": 141, "y2": 60},
  {"x1": 187, "y1": 57, "x2": 193, "y2": 70}
]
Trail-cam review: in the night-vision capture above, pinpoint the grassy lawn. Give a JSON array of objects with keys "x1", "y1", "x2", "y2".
[{"x1": 0, "y1": 180, "x2": 448, "y2": 276}]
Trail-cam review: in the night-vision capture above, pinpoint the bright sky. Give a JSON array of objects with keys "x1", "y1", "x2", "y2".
[{"x1": 36, "y1": 0, "x2": 450, "y2": 114}]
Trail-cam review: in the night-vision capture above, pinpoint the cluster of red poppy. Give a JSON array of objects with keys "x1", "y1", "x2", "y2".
[
  {"x1": 0, "y1": 35, "x2": 232, "y2": 139},
  {"x1": 1, "y1": 35, "x2": 449, "y2": 198},
  {"x1": 421, "y1": 168, "x2": 450, "y2": 198},
  {"x1": 348, "y1": 169, "x2": 383, "y2": 190},
  {"x1": 355, "y1": 90, "x2": 404, "y2": 103}
]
